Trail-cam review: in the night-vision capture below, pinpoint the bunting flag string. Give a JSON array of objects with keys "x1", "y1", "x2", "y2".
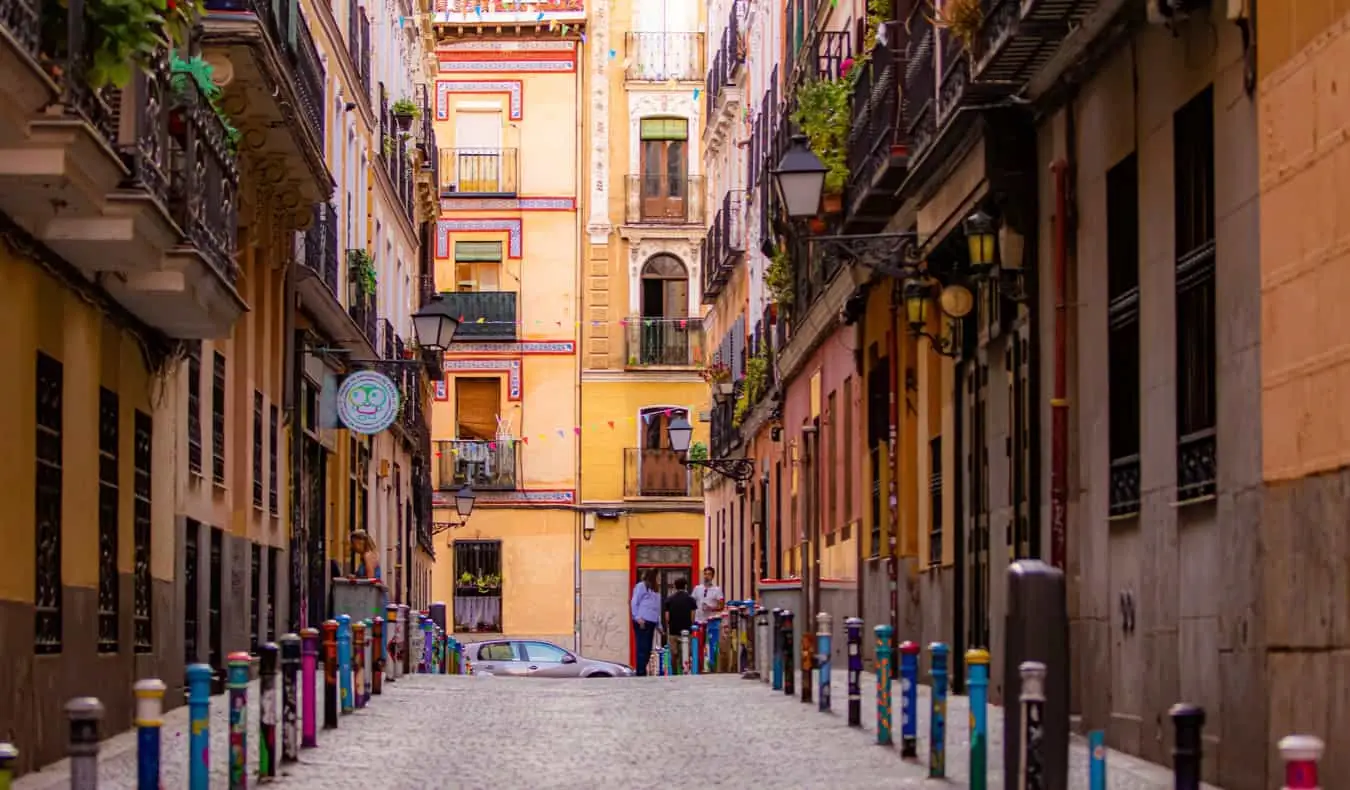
[
  {"x1": 450, "y1": 317, "x2": 698, "y2": 328},
  {"x1": 430, "y1": 410, "x2": 683, "y2": 456}
]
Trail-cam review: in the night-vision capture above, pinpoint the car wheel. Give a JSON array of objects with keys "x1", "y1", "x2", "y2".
[{"x1": 587, "y1": 672, "x2": 612, "y2": 678}]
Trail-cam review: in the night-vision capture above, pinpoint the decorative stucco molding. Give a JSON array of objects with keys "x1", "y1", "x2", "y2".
[
  {"x1": 626, "y1": 237, "x2": 700, "y2": 316},
  {"x1": 448, "y1": 340, "x2": 576, "y2": 355},
  {"x1": 439, "y1": 358, "x2": 523, "y2": 399},
  {"x1": 585, "y1": 0, "x2": 611, "y2": 241},
  {"x1": 435, "y1": 80, "x2": 524, "y2": 120},
  {"x1": 440, "y1": 197, "x2": 576, "y2": 211},
  {"x1": 435, "y1": 218, "x2": 523, "y2": 258},
  {"x1": 437, "y1": 59, "x2": 575, "y2": 73}
]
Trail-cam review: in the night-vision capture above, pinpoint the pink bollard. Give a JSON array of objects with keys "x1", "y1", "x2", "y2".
[{"x1": 1279, "y1": 735, "x2": 1324, "y2": 789}]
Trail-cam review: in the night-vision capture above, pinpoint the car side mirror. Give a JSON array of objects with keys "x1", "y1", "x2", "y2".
[{"x1": 562, "y1": 654, "x2": 577, "y2": 664}]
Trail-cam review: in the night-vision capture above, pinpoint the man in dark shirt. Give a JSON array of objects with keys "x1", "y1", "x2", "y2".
[{"x1": 663, "y1": 577, "x2": 697, "y2": 675}]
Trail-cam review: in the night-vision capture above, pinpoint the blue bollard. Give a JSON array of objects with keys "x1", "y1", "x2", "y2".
[
  {"x1": 690, "y1": 623, "x2": 702, "y2": 676},
  {"x1": 186, "y1": 664, "x2": 214, "y2": 790},
  {"x1": 967, "y1": 649, "x2": 990, "y2": 790},
  {"x1": 337, "y1": 614, "x2": 354, "y2": 714},
  {"x1": 134, "y1": 679, "x2": 166, "y2": 790},
  {"x1": 816, "y1": 612, "x2": 832, "y2": 712},
  {"x1": 227, "y1": 652, "x2": 251, "y2": 790},
  {"x1": 899, "y1": 641, "x2": 920, "y2": 759},
  {"x1": 1088, "y1": 730, "x2": 1107, "y2": 790},
  {"x1": 770, "y1": 609, "x2": 783, "y2": 690},
  {"x1": 929, "y1": 642, "x2": 950, "y2": 778}
]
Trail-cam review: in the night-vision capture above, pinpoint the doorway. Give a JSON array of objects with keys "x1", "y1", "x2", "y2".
[{"x1": 629, "y1": 539, "x2": 698, "y2": 667}]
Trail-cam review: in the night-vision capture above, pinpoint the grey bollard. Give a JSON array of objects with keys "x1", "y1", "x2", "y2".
[
  {"x1": 1002, "y1": 560, "x2": 1069, "y2": 790},
  {"x1": 67, "y1": 697, "x2": 104, "y2": 790}
]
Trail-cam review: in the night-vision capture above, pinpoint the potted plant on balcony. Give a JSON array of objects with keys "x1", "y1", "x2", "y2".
[
  {"x1": 926, "y1": 0, "x2": 983, "y2": 52},
  {"x1": 167, "y1": 52, "x2": 242, "y2": 153},
  {"x1": 457, "y1": 571, "x2": 477, "y2": 594},
  {"x1": 48, "y1": 0, "x2": 203, "y2": 90},
  {"x1": 348, "y1": 249, "x2": 377, "y2": 295},
  {"x1": 476, "y1": 573, "x2": 501, "y2": 594},
  {"x1": 792, "y1": 78, "x2": 851, "y2": 212},
  {"x1": 765, "y1": 246, "x2": 795, "y2": 307},
  {"x1": 391, "y1": 97, "x2": 420, "y2": 132}
]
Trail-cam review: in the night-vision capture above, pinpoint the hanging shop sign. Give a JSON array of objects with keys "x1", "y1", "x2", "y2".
[{"x1": 336, "y1": 370, "x2": 401, "y2": 435}]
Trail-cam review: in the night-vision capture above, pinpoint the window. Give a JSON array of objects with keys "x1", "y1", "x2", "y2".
[
  {"x1": 209, "y1": 527, "x2": 223, "y2": 672},
  {"x1": 253, "y1": 391, "x2": 264, "y2": 508},
  {"x1": 455, "y1": 378, "x2": 501, "y2": 441},
  {"x1": 133, "y1": 410, "x2": 153, "y2": 653},
  {"x1": 452, "y1": 541, "x2": 502, "y2": 632},
  {"x1": 842, "y1": 376, "x2": 853, "y2": 525},
  {"x1": 268, "y1": 405, "x2": 279, "y2": 515},
  {"x1": 267, "y1": 548, "x2": 277, "y2": 642},
  {"x1": 184, "y1": 519, "x2": 199, "y2": 664},
  {"x1": 928, "y1": 436, "x2": 942, "y2": 566},
  {"x1": 773, "y1": 461, "x2": 782, "y2": 578},
  {"x1": 523, "y1": 642, "x2": 569, "y2": 662},
  {"x1": 479, "y1": 641, "x2": 518, "y2": 661},
  {"x1": 639, "y1": 117, "x2": 688, "y2": 220},
  {"x1": 1174, "y1": 86, "x2": 1217, "y2": 501},
  {"x1": 347, "y1": 437, "x2": 370, "y2": 563},
  {"x1": 187, "y1": 342, "x2": 202, "y2": 476},
  {"x1": 250, "y1": 543, "x2": 261, "y2": 653},
  {"x1": 866, "y1": 348, "x2": 889, "y2": 558},
  {"x1": 634, "y1": 406, "x2": 689, "y2": 496},
  {"x1": 211, "y1": 352, "x2": 226, "y2": 485},
  {"x1": 453, "y1": 241, "x2": 502, "y2": 292},
  {"x1": 97, "y1": 387, "x2": 119, "y2": 653},
  {"x1": 1107, "y1": 153, "x2": 1141, "y2": 517},
  {"x1": 826, "y1": 391, "x2": 837, "y2": 532},
  {"x1": 637, "y1": 257, "x2": 691, "y2": 367},
  {"x1": 34, "y1": 352, "x2": 63, "y2": 654},
  {"x1": 449, "y1": 110, "x2": 506, "y2": 194}
]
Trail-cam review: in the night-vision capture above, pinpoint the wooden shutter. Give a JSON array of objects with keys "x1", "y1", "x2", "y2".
[{"x1": 455, "y1": 378, "x2": 501, "y2": 440}]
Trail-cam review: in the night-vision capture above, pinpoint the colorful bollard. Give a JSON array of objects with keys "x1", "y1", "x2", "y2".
[
  {"x1": 258, "y1": 643, "x2": 278, "y2": 779},
  {"x1": 352, "y1": 620, "x2": 367, "y2": 709},
  {"x1": 280, "y1": 633, "x2": 302, "y2": 762},
  {"x1": 0, "y1": 742, "x2": 16, "y2": 790},
  {"x1": 421, "y1": 617, "x2": 434, "y2": 674},
  {"x1": 397, "y1": 604, "x2": 411, "y2": 676},
  {"x1": 385, "y1": 604, "x2": 400, "y2": 681},
  {"x1": 899, "y1": 641, "x2": 920, "y2": 759},
  {"x1": 816, "y1": 612, "x2": 832, "y2": 712},
  {"x1": 1169, "y1": 703, "x2": 1205, "y2": 790},
  {"x1": 753, "y1": 606, "x2": 769, "y2": 681},
  {"x1": 770, "y1": 609, "x2": 783, "y2": 690},
  {"x1": 781, "y1": 610, "x2": 795, "y2": 697},
  {"x1": 1088, "y1": 730, "x2": 1107, "y2": 790},
  {"x1": 134, "y1": 679, "x2": 166, "y2": 790},
  {"x1": 372, "y1": 617, "x2": 384, "y2": 695},
  {"x1": 874, "y1": 625, "x2": 894, "y2": 746},
  {"x1": 690, "y1": 623, "x2": 702, "y2": 676},
  {"x1": 966, "y1": 649, "x2": 990, "y2": 789},
  {"x1": 337, "y1": 615, "x2": 354, "y2": 714},
  {"x1": 1279, "y1": 734, "x2": 1324, "y2": 789},
  {"x1": 800, "y1": 615, "x2": 813, "y2": 704},
  {"x1": 320, "y1": 622, "x2": 338, "y2": 730},
  {"x1": 929, "y1": 642, "x2": 950, "y2": 778},
  {"x1": 186, "y1": 663, "x2": 214, "y2": 790},
  {"x1": 67, "y1": 697, "x2": 104, "y2": 790},
  {"x1": 1018, "y1": 661, "x2": 1047, "y2": 790},
  {"x1": 680, "y1": 629, "x2": 691, "y2": 675},
  {"x1": 227, "y1": 652, "x2": 251, "y2": 790},
  {"x1": 845, "y1": 617, "x2": 863, "y2": 727}
]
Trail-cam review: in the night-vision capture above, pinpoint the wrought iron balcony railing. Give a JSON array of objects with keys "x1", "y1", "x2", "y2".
[
  {"x1": 439, "y1": 147, "x2": 519, "y2": 196},
  {"x1": 703, "y1": 2, "x2": 746, "y2": 117},
  {"x1": 302, "y1": 203, "x2": 340, "y2": 296},
  {"x1": 624, "y1": 448, "x2": 704, "y2": 498},
  {"x1": 434, "y1": 291, "x2": 518, "y2": 342},
  {"x1": 623, "y1": 174, "x2": 705, "y2": 225},
  {"x1": 624, "y1": 32, "x2": 704, "y2": 81},
  {"x1": 434, "y1": 439, "x2": 519, "y2": 490},
  {"x1": 901, "y1": 2, "x2": 938, "y2": 159},
  {"x1": 625, "y1": 316, "x2": 704, "y2": 367},
  {"x1": 843, "y1": 22, "x2": 911, "y2": 232},
  {"x1": 347, "y1": 251, "x2": 378, "y2": 347}
]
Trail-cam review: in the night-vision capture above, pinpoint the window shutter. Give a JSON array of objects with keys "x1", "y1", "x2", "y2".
[
  {"x1": 454, "y1": 241, "x2": 503, "y2": 262},
  {"x1": 640, "y1": 118, "x2": 689, "y2": 141}
]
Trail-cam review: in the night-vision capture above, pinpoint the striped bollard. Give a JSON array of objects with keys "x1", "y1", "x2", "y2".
[
  {"x1": 874, "y1": 624, "x2": 894, "y2": 745},
  {"x1": 1088, "y1": 730, "x2": 1107, "y2": 790},
  {"x1": 1169, "y1": 703, "x2": 1205, "y2": 790},
  {"x1": 781, "y1": 610, "x2": 795, "y2": 697},
  {"x1": 279, "y1": 633, "x2": 301, "y2": 762},
  {"x1": 0, "y1": 742, "x2": 16, "y2": 790},
  {"x1": 337, "y1": 615, "x2": 353, "y2": 714},
  {"x1": 226, "y1": 652, "x2": 250, "y2": 790},
  {"x1": 690, "y1": 623, "x2": 702, "y2": 676},
  {"x1": 187, "y1": 664, "x2": 213, "y2": 790},
  {"x1": 929, "y1": 642, "x2": 950, "y2": 777},
  {"x1": 967, "y1": 649, "x2": 990, "y2": 789},
  {"x1": 134, "y1": 679, "x2": 165, "y2": 790},
  {"x1": 899, "y1": 641, "x2": 920, "y2": 758},
  {"x1": 421, "y1": 617, "x2": 434, "y2": 673},
  {"x1": 258, "y1": 643, "x2": 278, "y2": 779},
  {"x1": 845, "y1": 617, "x2": 862, "y2": 726},
  {"x1": 372, "y1": 617, "x2": 384, "y2": 694},
  {"x1": 1280, "y1": 735, "x2": 1324, "y2": 789},
  {"x1": 319, "y1": 622, "x2": 338, "y2": 730},
  {"x1": 352, "y1": 621, "x2": 367, "y2": 709},
  {"x1": 66, "y1": 697, "x2": 104, "y2": 790},
  {"x1": 1017, "y1": 661, "x2": 1047, "y2": 789},
  {"x1": 385, "y1": 604, "x2": 400, "y2": 680},
  {"x1": 363, "y1": 619, "x2": 375, "y2": 694},
  {"x1": 816, "y1": 612, "x2": 832, "y2": 712}
]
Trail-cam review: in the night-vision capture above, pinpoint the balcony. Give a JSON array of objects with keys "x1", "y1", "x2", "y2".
[
  {"x1": 439, "y1": 147, "x2": 519, "y2": 197},
  {"x1": 700, "y1": 191, "x2": 746, "y2": 302},
  {"x1": 625, "y1": 317, "x2": 704, "y2": 368},
  {"x1": 298, "y1": 203, "x2": 340, "y2": 296},
  {"x1": 431, "y1": 0, "x2": 585, "y2": 26},
  {"x1": 703, "y1": 1, "x2": 747, "y2": 140},
  {"x1": 436, "y1": 291, "x2": 518, "y2": 342},
  {"x1": 624, "y1": 449, "x2": 703, "y2": 498},
  {"x1": 973, "y1": 0, "x2": 1093, "y2": 87},
  {"x1": 200, "y1": 0, "x2": 331, "y2": 206},
  {"x1": 624, "y1": 33, "x2": 704, "y2": 81},
  {"x1": 843, "y1": 22, "x2": 911, "y2": 233},
  {"x1": 623, "y1": 174, "x2": 705, "y2": 225},
  {"x1": 434, "y1": 440, "x2": 519, "y2": 491},
  {"x1": 347, "y1": 251, "x2": 378, "y2": 348},
  {"x1": 413, "y1": 86, "x2": 439, "y2": 222}
]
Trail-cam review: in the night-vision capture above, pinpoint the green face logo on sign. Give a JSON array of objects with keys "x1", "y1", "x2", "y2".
[{"x1": 336, "y1": 371, "x2": 401, "y2": 435}]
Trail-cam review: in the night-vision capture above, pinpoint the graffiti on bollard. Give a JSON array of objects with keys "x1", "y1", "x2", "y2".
[
  {"x1": 899, "y1": 641, "x2": 920, "y2": 759},
  {"x1": 1018, "y1": 661, "x2": 1047, "y2": 790},
  {"x1": 1088, "y1": 730, "x2": 1107, "y2": 790},
  {"x1": 845, "y1": 617, "x2": 863, "y2": 727},
  {"x1": 352, "y1": 621, "x2": 367, "y2": 709},
  {"x1": 770, "y1": 609, "x2": 783, "y2": 690},
  {"x1": 966, "y1": 649, "x2": 990, "y2": 789},
  {"x1": 800, "y1": 615, "x2": 813, "y2": 705},
  {"x1": 397, "y1": 605, "x2": 411, "y2": 676},
  {"x1": 781, "y1": 610, "x2": 796, "y2": 697},
  {"x1": 186, "y1": 664, "x2": 213, "y2": 790},
  {"x1": 929, "y1": 642, "x2": 950, "y2": 778},
  {"x1": 337, "y1": 615, "x2": 354, "y2": 714},
  {"x1": 385, "y1": 604, "x2": 401, "y2": 681},
  {"x1": 680, "y1": 629, "x2": 691, "y2": 676},
  {"x1": 874, "y1": 625, "x2": 894, "y2": 746},
  {"x1": 1279, "y1": 734, "x2": 1324, "y2": 790},
  {"x1": 227, "y1": 652, "x2": 251, "y2": 790},
  {"x1": 258, "y1": 643, "x2": 279, "y2": 779},
  {"x1": 421, "y1": 617, "x2": 435, "y2": 674},
  {"x1": 1169, "y1": 703, "x2": 1205, "y2": 790},
  {"x1": 133, "y1": 679, "x2": 165, "y2": 790},
  {"x1": 0, "y1": 742, "x2": 16, "y2": 790},
  {"x1": 66, "y1": 697, "x2": 104, "y2": 790},
  {"x1": 372, "y1": 617, "x2": 384, "y2": 694},
  {"x1": 280, "y1": 633, "x2": 302, "y2": 762},
  {"x1": 816, "y1": 612, "x2": 832, "y2": 712},
  {"x1": 320, "y1": 622, "x2": 339, "y2": 730}
]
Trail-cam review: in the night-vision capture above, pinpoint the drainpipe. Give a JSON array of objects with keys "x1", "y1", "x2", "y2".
[
  {"x1": 886, "y1": 282, "x2": 900, "y2": 645},
  {"x1": 1049, "y1": 156, "x2": 1070, "y2": 570}
]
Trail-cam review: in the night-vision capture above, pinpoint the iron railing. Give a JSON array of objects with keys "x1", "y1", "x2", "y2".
[
  {"x1": 434, "y1": 439, "x2": 519, "y2": 490},
  {"x1": 433, "y1": 291, "x2": 518, "y2": 341},
  {"x1": 439, "y1": 147, "x2": 519, "y2": 196},
  {"x1": 623, "y1": 32, "x2": 704, "y2": 81},
  {"x1": 624, "y1": 174, "x2": 705, "y2": 224},
  {"x1": 623, "y1": 449, "x2": 704, "y2": 497},
  {"x1": 166, "y1": 68, "x2": 241, "y2": 283},
  {"x1": 347, "y1": 251, "x2": 378, "y2": 346},
  {"x1": 303, "y1": 203, "x2": 340, "y2": 295},
  {"x1": 625, "y1": 316, "x2": 704, "y2": 367}
]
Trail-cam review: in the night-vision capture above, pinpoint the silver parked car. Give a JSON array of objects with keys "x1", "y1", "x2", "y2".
[{"x1": 464, "y1": 639, "x2": 634, "y2": 678}]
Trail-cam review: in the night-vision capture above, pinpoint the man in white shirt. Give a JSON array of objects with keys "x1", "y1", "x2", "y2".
[{"x1": 692, "y1": 566, "x2": 724, "y2": 670}]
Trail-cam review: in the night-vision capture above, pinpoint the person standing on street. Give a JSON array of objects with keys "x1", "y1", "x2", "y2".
[
  {"x1": 692, "y1": 566, "x2": 725, "y2": 671},
  {"x1": 663, "y1": 578, "x2": 697, "y2": 675},
  {"x1": 631, "y1": 568, "x2": 662, "y2": 676}
]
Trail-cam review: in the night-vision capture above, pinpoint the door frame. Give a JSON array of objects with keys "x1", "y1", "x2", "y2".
[{"x1": 628, "y1": 538, "x2": 699, "y2": 668}]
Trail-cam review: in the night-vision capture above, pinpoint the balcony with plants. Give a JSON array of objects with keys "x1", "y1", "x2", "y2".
[
  {"x1": 347, "y1": 250, "x2": 379, "y2": 348},
  {"x1": 379, "y1": 86, "x2": 418, "y2": 226},
  {"x1": 843, "y1": 10, "x2": 913, "y2": 233},
  {"x1": 625, "y1": 316, "x2": 704, "y2": 368},
  {"x1": 434, "y1": 439, "x2": 519, "y2": 491}
]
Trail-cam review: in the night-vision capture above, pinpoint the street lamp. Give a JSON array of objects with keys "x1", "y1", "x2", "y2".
[
  {"x1": 903, "y1": 277, "x2": 968, "y2": 358},
  {"x1": 412, "y1": 295, "x2": 460, "y2": 351},
  {"x1": 771, "y1": 135, "x2": 828, "y2": 219},
  {"x1": 962, "y1": 209, "x2": 998, "y2": 276},
  {"x1": 454, "y1": 484, "x2": 476, "y2": 519},
  {"x1": 666, "y1": 415, "x2": 756, "y2": 483}
]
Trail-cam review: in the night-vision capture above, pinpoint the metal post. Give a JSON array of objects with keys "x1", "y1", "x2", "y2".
[
  {"x1": 816, "y1": 612, "x2": 832, "y2": 712},
  {"x1": 1017, "y1": 661, "x2": 1047, "y2": 790},
  {"x1": 754, "y1": 608, "x2": 769, "y2": 681},
  {"x1": 1279, "y1": 735, "x2": 1324, "y2": 790},
  {"x1": 845, "y1": 617, "x2": 862, "y2": 727},
  {"x1": 227, "y1": 652, "x2": 251, "y2": 790},
  {"x1": 741, "y1": 601, "x2": 757, "y2": 678},
  {"x1": 929, "y1": 642, "x2": 950, "y2": 778},
  {"x1": 385, "y1": 603, "x2": 400, "y2": 681},
  {"x1": 397, "y1": 604, "x2": 411, "y2": 676},
  {"x1": 0, "y1": 742, "x2": 16, "y2": 790},
  {"x1": 372, "y1": 617, "x2": 384, "y2": 694},
  {"x1": 800, "y1": 610, "x2": 813, "y2": 704},
  {"x1": 967, "y1": 649, "x2": 990, "y2": 790},
  {"x1": 1169, "y1": 703, "x2": 1205, "y2": 790},
  {"x1": 1088, "y1": 730, "x2": 1107, "y2": 790},
  {"x1": 320, "y1": 621, "x2": 338, "y2": 729},
  {"x1": 680, "y1": 629, "x2": 691, "y2": 675},
  {"x1": 899, "y1": 641, "x2": 920, "y2": 759},
  {"x1": 187, "y1": 664, "x2": 213, "y2": 790},
  {"x1": 781, "y1": 610, "x2": 795, "y2": 697},
  {"x1": 280, "y1": 634, "x2": 301, "y2": 762},
  {"x1": 337, "y1": 615, "x2": 353, "y2": 714},
  {"x1": 258, "y1": 642, "x2": 278, "y2": 779},
  {"x1": 770, "y1": 608, "x2": 783, "y2": 689},
  {"x1": 352, "y1": 621, "x2": 366, "y2": 709},
  {"x1": 134, "y1": 679, "x2": 165, "y2": 790},
  {"x1": 874, "y1": 624, "x2": 893, "y2": 746},
  {"x1": 66, "y1": 697, "x2": 103, "y2": 790},
  {"x1": 421, "y1": 617, "x2": 434, "y2": 673},
  {"x1": 1003, "y1": 561, "x2": 1069, "y2": 790},
  {"x1": 364, "y1": 619, "x2": 376, "y2": 694},
  {"x1": 690, "y1": 623, "x2": 701, "y2": 676}
]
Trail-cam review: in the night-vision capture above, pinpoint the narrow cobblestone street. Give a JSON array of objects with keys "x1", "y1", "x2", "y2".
[{"x1": 14, "y1": 670, "x2": 1216, "y2": 789}]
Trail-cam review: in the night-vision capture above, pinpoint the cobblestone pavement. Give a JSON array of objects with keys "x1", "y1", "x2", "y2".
[{"x1": 15, "y1": 670, "x2": 1220, "y2": 789}]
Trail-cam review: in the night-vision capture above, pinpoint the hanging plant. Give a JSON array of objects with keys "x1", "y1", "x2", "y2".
[
  {"x1": 168, "y1": 52, "x2": 242, "y2": 153},
  {"x1": 765, "y1": 245, "x2": 795, "y2": 306},
  {"x1": 927, "y1": 0, "x2": 983, "y2": 52},
  {"x1": 348, "y1": 249, "x2": 377, "y2": 294},
  {"x1": 391, "y1": 96, "x2": 419, "y2": 131},
  {"x1": 688, "y1": 441, "x2": 709, "y2": 462},
  {"x1": 42, "y1": 0, "x2": 203, "y2": 90},
  {"x1": 792, "y1": 78, "x2": 851, "y2": 195}
]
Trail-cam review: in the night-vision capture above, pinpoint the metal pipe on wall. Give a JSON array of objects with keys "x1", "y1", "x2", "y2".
[
  {"x1": 886, "y1": 281, "x2": 901, "y2": 648},
  {"x1": 1050, "y1": 153, "x2": 1070, "y2": 571}
]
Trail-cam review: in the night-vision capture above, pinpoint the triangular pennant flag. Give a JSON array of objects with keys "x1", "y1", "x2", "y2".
[
  {"x1": 573, "y1": 427, "x2": 582, "y2": 436},
  {"x1": 607, "y1": 420, "x2": 615, "y2": 429}
]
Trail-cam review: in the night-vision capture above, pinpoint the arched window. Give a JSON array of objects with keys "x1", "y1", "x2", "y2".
[
  {"x1": 635, "y1": 406, "x2": 693, "y2": 496},
  {"x1": 639, "y1": 117, "x2": 689, "y2": 221},
  {"x1": 635, "y1": 255, "x2": 693, "y2": 366},
  {"x1": 640, "y1": 254, "x2": 689, "y2": 319}
]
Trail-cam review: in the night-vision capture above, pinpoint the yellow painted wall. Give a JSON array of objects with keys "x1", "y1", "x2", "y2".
[
  {"x1": 577, "y1": 380, "x2": 709, "y2": 501},
  {"x1": 581, "y1": 510, "x2": 705, "y2": 571},
  {"x1": 0, "y1": 247, "x2": 178, "y2": 603}
]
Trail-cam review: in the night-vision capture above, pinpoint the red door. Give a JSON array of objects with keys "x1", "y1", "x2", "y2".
[{"x1": 628, "y1": 539, "x2": 698, "y2": 668}]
